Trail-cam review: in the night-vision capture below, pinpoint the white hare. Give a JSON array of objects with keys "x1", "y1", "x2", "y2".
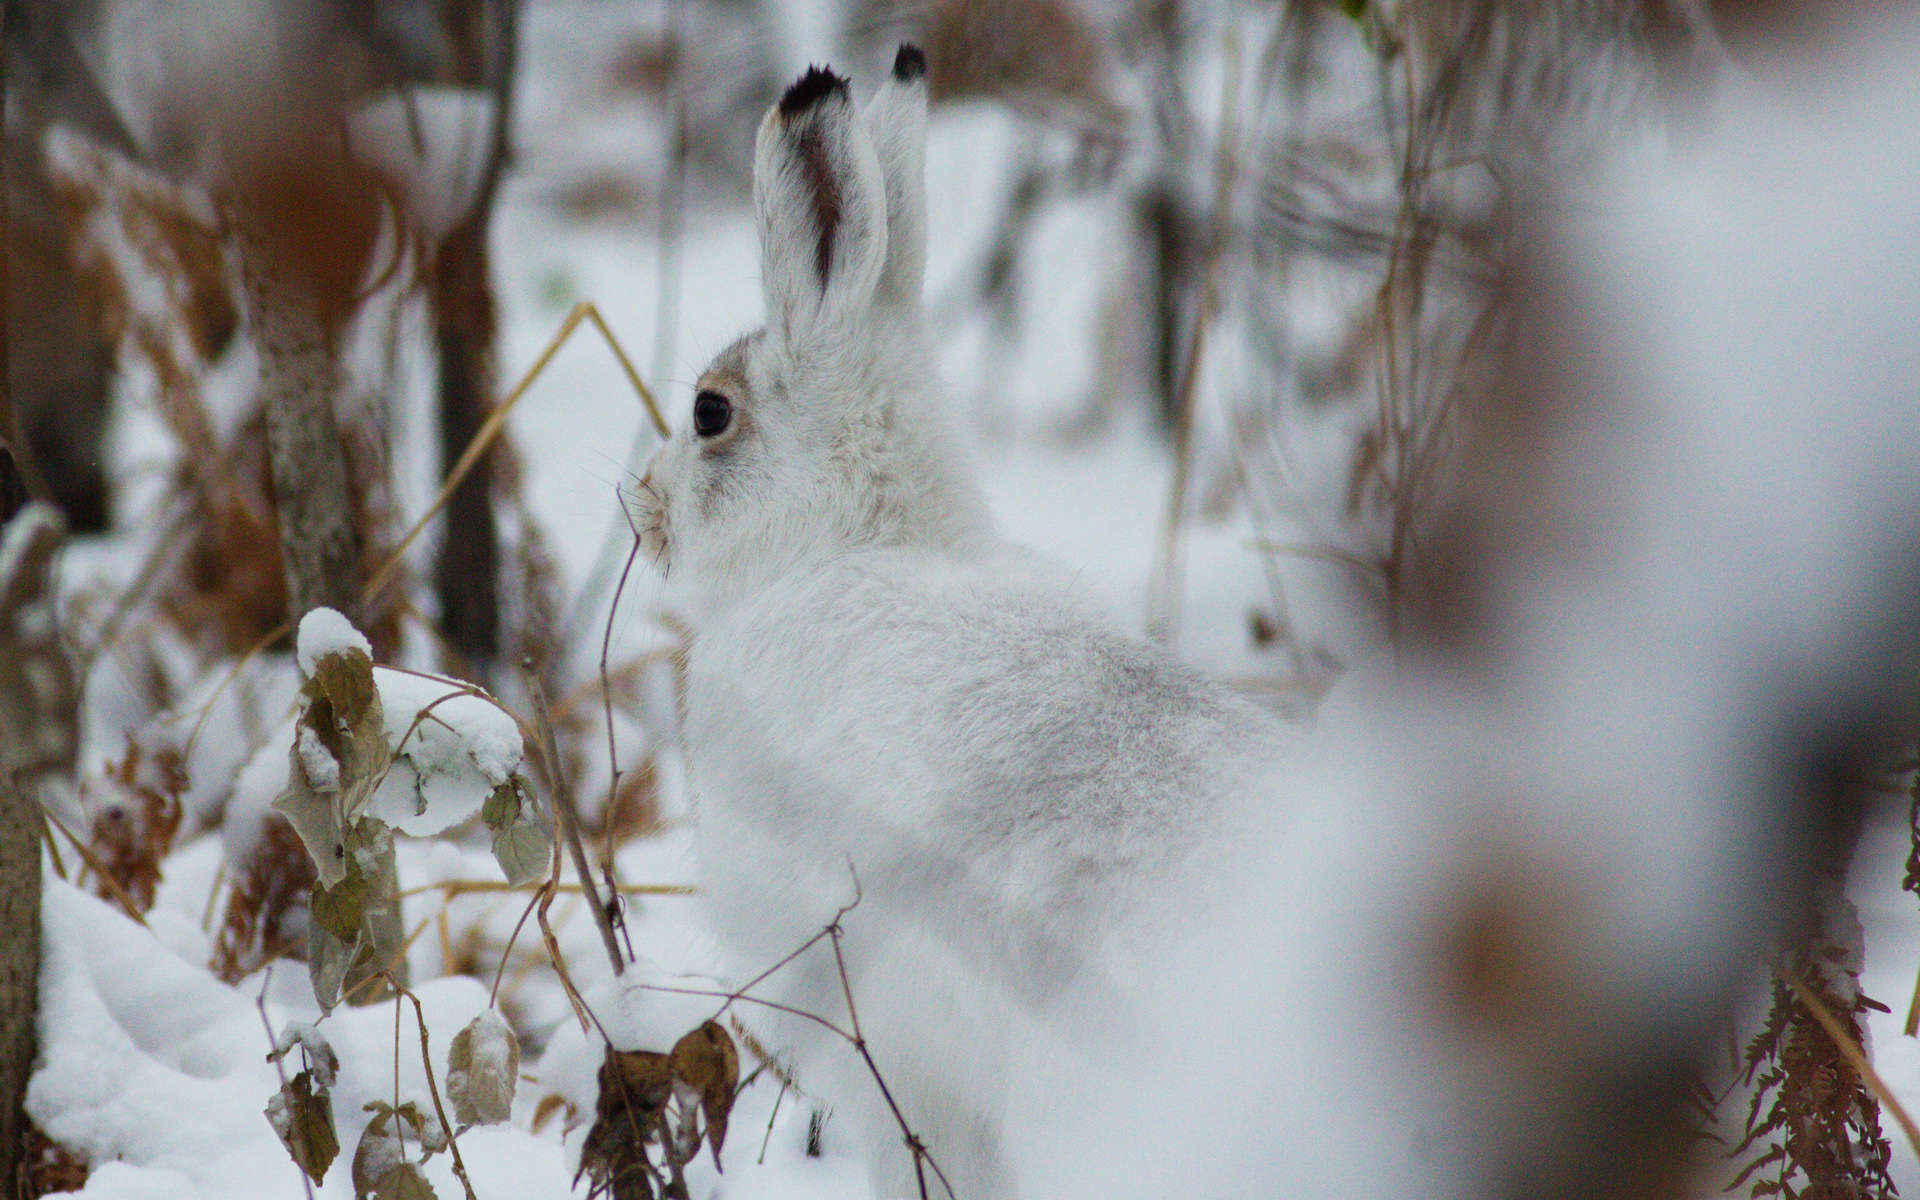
[{"x1": 629, "y1": 46, "x2": 1284, "y2": 1199}]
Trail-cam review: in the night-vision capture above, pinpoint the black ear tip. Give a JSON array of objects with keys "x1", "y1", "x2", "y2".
[
  {"x1": 780, "y1": 65, "x2": 848, "y2": 117},
  {"x1": 892, "y1": 43, "x2": 927, "y2": 83}
]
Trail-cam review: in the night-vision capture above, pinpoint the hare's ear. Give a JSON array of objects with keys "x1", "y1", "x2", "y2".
[
  {"x1": 754, "y1": 66, "x2": 889, "y2": 353},
  {"x1": 865, "y1": 44, "x2": 929, "y2": 310}
]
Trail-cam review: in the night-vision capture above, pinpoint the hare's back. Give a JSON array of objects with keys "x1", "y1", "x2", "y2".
[{"x1": 687, "y1": 548, "x2": 1280, "y2": 928}]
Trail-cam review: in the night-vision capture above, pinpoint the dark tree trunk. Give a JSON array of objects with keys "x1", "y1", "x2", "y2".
[
  {"x1": 0, "y1": 30, "x2": 39, "y2": 1185},
  {"x1": 431, "y1": 212, "x2": 500, "y2": 673},
  {"x1": 0, "y1": 447, "x2": 66, "y2": 1198},
  {"x1": 0, "y1": 763, "x2": 36, "y2": 1198},
  {"x1": 430, "y1": 0, "x2": 518, "y2": 681},
  {"x1": 0, "y1": 440, "x2": 33, "y2": 1196}
]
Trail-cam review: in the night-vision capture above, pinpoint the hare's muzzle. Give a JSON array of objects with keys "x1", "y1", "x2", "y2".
[{"x1": 626, "y1": 471, "x2": 669, "y2": 568}]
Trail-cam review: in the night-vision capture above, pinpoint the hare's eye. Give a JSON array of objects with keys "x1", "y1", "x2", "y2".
[{"x1": 693, "y1": 391, "x2": 734, "y2": 438}]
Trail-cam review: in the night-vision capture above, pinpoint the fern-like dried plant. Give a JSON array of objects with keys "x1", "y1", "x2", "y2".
[
  {"x1": 83, "y1": 736, "x2": 186, "y2": 913},
  {"x1": 210, "y1": 814, "x2": 317, "y2": 984},
  {"x1": 1725, "y1": 916, "x2": 1897, "y2": 1199}
]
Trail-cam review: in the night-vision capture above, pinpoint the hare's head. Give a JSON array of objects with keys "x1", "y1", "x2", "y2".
[{"x1": 630, "y1": 47, "x2": 988, "y2": 608}]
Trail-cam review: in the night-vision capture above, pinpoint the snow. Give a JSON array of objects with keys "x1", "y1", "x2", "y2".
[
  {"x1": 294, "y1": 723, "x2": 340, "y2": 792},
  {"x1": 368, "y1": 667, "x2": 525, "y2": 837},
  {"x1": 28, "y1": 881, "x2": 312, "y2": 1199},
  {"x1": 295, "y1": 607, "x2": 373, "y2": 678}
]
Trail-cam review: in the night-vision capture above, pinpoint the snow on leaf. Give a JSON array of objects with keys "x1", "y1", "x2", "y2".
[
  {"x1": 269, "y1": 1022, "x2": 340, "y2": 1089},
  {"x1": 277, "y1": 634, "x2": 392, "y2": 884},
  {"x1": 297, "y1": 606, "x2": 372, "y2": 676},
  {"x1": 302, "y1": 645, "x2": 391, "y2": 824},
  {"x1": 366, "y1": 667, "x2": 526, "y2": 837},
  {"x1": 446, "y1": 1008, "x2": 520, "y2": 1127},
  {"x1": 266, "y1": 1068, "x2": 339, "y2": 1185}
]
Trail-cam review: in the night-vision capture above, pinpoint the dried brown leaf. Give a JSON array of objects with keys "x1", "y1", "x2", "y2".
[
  {"x1": 372, "y1": 1162, "x2": 438, "y2": 1200},
  {"x1": 353, "y1": 1101, "x2": 445, "y2": 1200},
  {"x1": 266, "y1": 1069, "x2": 339, "y2": 1185},
  {"x1": 576, "y1": 1048, "x2": 674, "y2": 1200},
  {"x1": 446, "y1": 1010, "x2": 520, "y2": 1127},
  {"x1": 668, "y1": 1021, "x2": 739, "y2": 1166}
]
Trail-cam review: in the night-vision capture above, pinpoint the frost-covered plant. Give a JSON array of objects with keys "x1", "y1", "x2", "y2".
[{"x1": 273, "y1": 607, "x2": 549, "y2": 1009}]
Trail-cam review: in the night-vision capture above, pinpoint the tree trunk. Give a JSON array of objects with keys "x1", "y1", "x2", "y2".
[
  {"x1": 430, "y1": 0, "x2": 518, "y2": 681},
  {"x1": 431, "y1": 212, "x2": 500, "y2": 674},
  {"x1": 0, "y1": 27, "x2": 40, "y2": 1179},
  {"x1": 0, "y1": 450, "x2": 71, "y2": 1192},
  {"x1": 241, "y1": 241, "x2": 364, "y2": 629},
  {"x1": 223, "y1": 120, "x2": 381, "y2": 634},
  {"x1": 0, "y1": 763, "x2": 37, "y2": 1194}
]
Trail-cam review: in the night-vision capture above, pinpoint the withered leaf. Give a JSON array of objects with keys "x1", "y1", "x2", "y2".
[
  {"x1": 353, "y1": 1100, "x2": 444, "y2": 1199},
  {"x1": 480, "y1": 780, "x2": 519, "y2": 830},
  {"x1": 309, "y1": 854, "x2": 368, "y2": 943},
  {"x1": 483, "y1": 778, "x2": 550, "y2": 887},
  {"x1": 491, "y1": 820, "x2": 550, "y2": 888},
  {"x1": 308, "y1": 821, "x2": 405, "y2": 1011},
  {"x1": 305, "y1": 647, "x2": 378, "y2": 744},
  {"x1": 576, "y1": 1048, "x2": 674, "y2": 1200},
  {"x1": 371, "y1": 1162, "x2": 438, "y2": 1200},
  {"x1": 446, "y1": 1009, "x2": 520, "y2": 1127},
  {"x1": 266, "y1": 1069, "x2": 338, "y2": 1185},
  {"x1": 299, "y1": 645, "x2": 391, "y2": 824},
  {"x1": 668, "y1": 1021, "x2": 740, "y2": 1166},
  {"x1": 279, "y1": 643, "x2": 392, "y2": 885},
  {"x1": 601, "y1": 1048, "x2": 674, "y2": 1115},
  {"x1": 274, "y1": 781, "x2": 346, "y2": 888}
]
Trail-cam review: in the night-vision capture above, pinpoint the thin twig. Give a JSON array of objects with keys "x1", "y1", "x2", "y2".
[
  {"x1": 489, "y1": 882, "x2": 546, "y2": 1009},
  {"x1": 523, "y1": 660, "x2": 626, "y2": 976},
  {"x1": 255, "y1": 969, "x2": 321, "y2": 1200},
  {"x1": 538, "y1": 874, "x2": 594, "y2": 1033},
  {"x1": 386, "y1": 975, "x2": 481, "y2": 1200},
  {"x1": 600, "y1": 535, "x2": 645, "y2": 870},
  {"x1": 624, "y1": 875, "x2": 956, "y2": 1199},
  {"x1": 756, "y1": 1074, "x2": 787, "y2": 1166},
  {"x1": 399, "y1": 878, "x2": 692, "y2": 901},
  {"x1": 827, "y1": 913, "x2": 955, "y2": 1200},
  {"x1": 362, "y1": 301, "x2": 665, "y2": 608}
]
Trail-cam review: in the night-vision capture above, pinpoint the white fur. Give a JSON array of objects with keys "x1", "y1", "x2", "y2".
[{"x1": 629, "y1": 52, "x2": 1286, "y2": 1200}]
